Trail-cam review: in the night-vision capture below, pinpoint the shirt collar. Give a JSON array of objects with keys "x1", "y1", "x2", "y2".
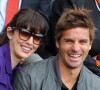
[
  {"x1": 52, "y1": 55, "x2": 81, "y2": 87},
  {"x1": 52, "y1": 55, "x2": 62, "y2": 85}
]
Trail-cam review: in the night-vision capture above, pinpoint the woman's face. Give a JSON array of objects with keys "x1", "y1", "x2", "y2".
[{"x1": 7, "y1": 27, "x2": 40, "y2": 62}]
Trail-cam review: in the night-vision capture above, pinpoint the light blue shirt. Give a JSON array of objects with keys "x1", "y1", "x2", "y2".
[{"x1": 0, "y1": 0, "x2": 22, "y2": 33}]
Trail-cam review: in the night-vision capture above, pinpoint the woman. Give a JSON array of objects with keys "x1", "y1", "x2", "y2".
[{"x1": 0, "y1": 8, "x2": 46, "y2": 90}]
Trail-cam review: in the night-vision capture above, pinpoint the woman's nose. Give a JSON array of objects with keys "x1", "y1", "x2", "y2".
[{"x1": 26, "y1": 36, "x2": 33, "y2": 45}]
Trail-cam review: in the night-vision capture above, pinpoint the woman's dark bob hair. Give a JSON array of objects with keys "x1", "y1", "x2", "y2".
[{"x1": 0, "y1": 8, "x2": 47, "y2": 46}]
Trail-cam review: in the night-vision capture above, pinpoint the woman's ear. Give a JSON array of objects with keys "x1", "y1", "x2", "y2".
[{"x1": 7, "y1": 27, "x2": 13, "y2": 39}]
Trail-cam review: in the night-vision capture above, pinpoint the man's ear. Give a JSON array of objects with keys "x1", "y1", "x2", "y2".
[
  {"x1": 7, "y1": 27, "x2": 13, "y2": 39},
  {"x1": 56, "y1": 40, "x2": 59, "y2": 49},
  {"x1": 89, "y1": 41, "x2": 92, "y2": 50},
  {"x1": 89, "y1": 45, "x2": 91, "y2": 50}
]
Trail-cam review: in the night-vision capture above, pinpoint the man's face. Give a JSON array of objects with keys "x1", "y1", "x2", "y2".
[{"x1": 56, "y1": 27, "x2": 92, "y2": 69}]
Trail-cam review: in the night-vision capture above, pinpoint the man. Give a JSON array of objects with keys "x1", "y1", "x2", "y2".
[
  {"x1": 50, "y1": 0, "x2": 100, "y2": 77},
  {"x1": 13, "y1": 8, "x2": 100, "y2": 90}
]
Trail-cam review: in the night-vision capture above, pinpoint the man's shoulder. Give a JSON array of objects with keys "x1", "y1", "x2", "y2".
[
  {"x1": 20, "y1": 56, "x2": 55, "y2": 75},
  {"x1": 78, "y1": 66, "x2": 100, "y2": 89},
  {"x1": 13, "y1": 56, "x2": 57, "y2": 89},
  {"x1": 83, "y1": 66, "x2": 100, "y2": 82}
]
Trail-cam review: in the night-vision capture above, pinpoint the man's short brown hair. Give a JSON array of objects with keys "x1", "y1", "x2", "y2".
[{"x1": 55, "y1": 7, "x2": 96, "y2": 42}]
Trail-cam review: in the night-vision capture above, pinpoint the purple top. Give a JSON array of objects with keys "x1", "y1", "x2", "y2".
[{"x1": 0, "y1": 44, "x2": 21, "y2": 90}]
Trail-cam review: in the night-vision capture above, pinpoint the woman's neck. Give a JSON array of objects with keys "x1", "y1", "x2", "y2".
[{"x1": 11, "y1": 54, "x2": 20, "y2": 69}]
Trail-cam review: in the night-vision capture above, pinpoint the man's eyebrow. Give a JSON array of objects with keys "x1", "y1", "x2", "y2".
[
  {"x1": 64, "y1": 38, "x2": 74, "y2": 41},
  {"x1": 80, "y1": 39, "x2": 89, "y2": 42}
]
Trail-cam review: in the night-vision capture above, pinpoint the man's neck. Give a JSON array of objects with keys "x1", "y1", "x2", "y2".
[{"x1": 58, "y1": 59, "x2": 81, "y2": 89}]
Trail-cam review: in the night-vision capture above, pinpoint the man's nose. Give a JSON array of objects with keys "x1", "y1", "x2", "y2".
[{"x1": 71, "y1": 42, "x2": 81, "y2": 52}]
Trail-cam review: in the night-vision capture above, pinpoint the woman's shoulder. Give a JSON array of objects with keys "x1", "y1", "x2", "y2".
[
  {"x1": 0, "y1": 44, "x2": 10, "y2": 66},
  {"x1": 0, "y1": 45, "x2": 4, "y2": 57},
  {"x1": 0, "y1": 45, "x2": 6, "y2": 76}
]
